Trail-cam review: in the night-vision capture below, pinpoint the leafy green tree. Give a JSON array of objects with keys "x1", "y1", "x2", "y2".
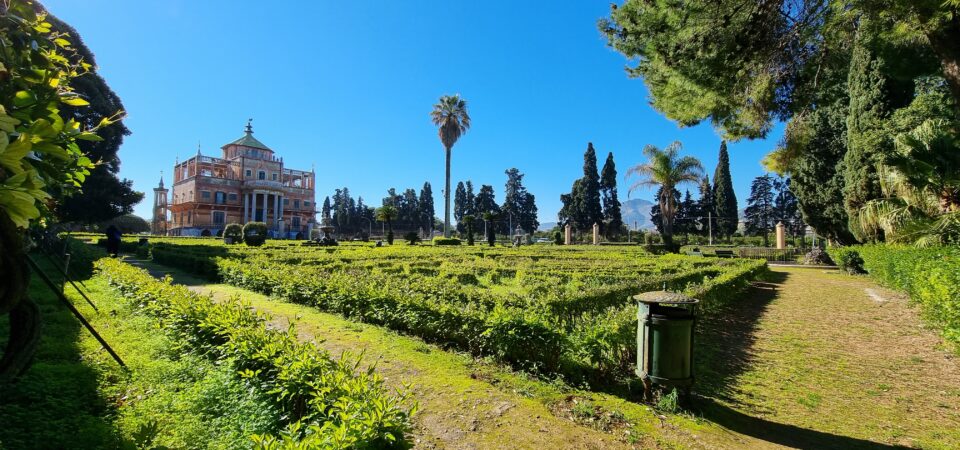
[
  {"x1": 430, "y1": 94, "x2": 470, "y2": 237},
  {"x1": 600, "y1": 0, "x2": 959, "y2": 140},
  {"x1": 626, "y1": 141, "x2": 704, "y2": 247},
  {"x1": 772, "y1": 101, "x2": 859, "y2": 245},
  {"x1": 675, "y1": 190, "x2": 696, "y2": 237},
  {"x1": 600, "y1": 152, "x2": 623, "y2": 238},
  {"x1": 376, "y1": 205, "x2": 398, "y2": 245},
  {"x1": 712, "y1": 141, "x2": 739, "y2": 239},
  {"x1": 1, "y1": 2, "x2": 119, "y2": 380},
  {"x1": 745, "y1": 175, "x2": 775, "y2": 246},
  {"x1": 100, "y1": 213, "x2": 149, "y2": 234},
  {"x1": 46, "y1": 14, "x2": 142, "y2": 224},
  {"x1": 844, "y1": 38, "x2": 893, "y2": 242}
]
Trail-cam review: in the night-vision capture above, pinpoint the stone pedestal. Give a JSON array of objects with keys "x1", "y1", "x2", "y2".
[
  {"x1": 593, "y1": 223, "x2": 600, "y2": 245},
  {"x1": 775, "y1": 221, "x2": 786, "y2": 249},
  {"x1": 564, "y1": 224, "x2": 572, "y2": 245}
]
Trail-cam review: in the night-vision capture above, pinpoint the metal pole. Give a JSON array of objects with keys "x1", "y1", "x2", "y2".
[
  {"x1": 708, "y1": 211, "x2": 713, "y2": 246},
  {"x1": 26, "y1": 256, "x2": 124, "y2": 368}
]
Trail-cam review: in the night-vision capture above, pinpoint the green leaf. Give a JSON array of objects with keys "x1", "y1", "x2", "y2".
[
  {"x1": 60, "y1": 96, "x2": 90, "y2": 106},
  {"x1": 13, "y1": 90, "x2": 37, "y2": 107},
  {"x1": 76, "y1": 132, "x2": 104, "y2": 142},
  {"x1": 0, "y1": 137, "x2": 31, "y2": 174}
]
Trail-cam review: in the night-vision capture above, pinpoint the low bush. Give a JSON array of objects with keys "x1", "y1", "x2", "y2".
[
  {"x1": 554, "y1": 231, "x2": 563, "y2": 245},
  {"x1": 432, "y1": 237, "x2": 461, "y2": 246},
  {"x1": 827, "y1": 247, "x2": 865, "y2": 274},
  {"x1": 223, "y1": 223, "x2": 243, "y2": 243},
  {"x1": 404, "y1": 232, "x2": 421, "y2": 245},
  {"x1": 242, "y1": 222, "x2": 268, "y2": 246},
  {"x1": 854, "y1": 245, "x2": 960, "y2": 344},
  {"x1": 96, "y1": 258, "x2": 413, "y2": 447}
]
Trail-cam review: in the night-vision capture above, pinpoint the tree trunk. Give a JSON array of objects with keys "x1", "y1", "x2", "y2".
[
  {"x1": 444, "y1": 146, "x2": 452, "y2": 238},
  {"x1": 921, "y1": 8, "x2": 960, "y2": 118},
  {"x1": 0, "y1": 210, "x2": 41, "y2": 382}
]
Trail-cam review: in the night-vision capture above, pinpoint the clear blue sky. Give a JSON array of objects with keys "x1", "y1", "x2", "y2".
[{"x1": 45, "y1": 0, "x2": 781, "y2": 224}]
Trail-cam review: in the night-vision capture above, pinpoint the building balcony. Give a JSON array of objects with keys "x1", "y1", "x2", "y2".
[{"x1": 244, "y1": 180, "x2": 284, "y2": 190}]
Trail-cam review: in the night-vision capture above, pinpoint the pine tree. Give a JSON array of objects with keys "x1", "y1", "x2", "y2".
[
  {"x1": 464, "y1": 181, "x2": 476, "y2": 222},
  {"x1": 676, "y1": 190, "x2": 696, "y2": 237},
  {"x1": 474, "y1": 184, "x2": 500, "y2": 234},
  {"x1": 844, "y1": 37, "x2": 891, "y2": 242},
  {"x1": 580, "y1": 143, "x2": 604, "y2": 231},
  {"x1": 420, "y1": 182, "x2": 435, "y2": 236},
  {"x1": 712, "y1": 141, "x2": 739, "y2": 239},
  {"x1": 600, "y1": 152, "x2": 623, "y2": 238},
  {"x1": 744, "y1": 175, "x2": 775, "y2": 246},
  {"x1": 501, "y1": 168, "x2": 539, "y2": 234}
]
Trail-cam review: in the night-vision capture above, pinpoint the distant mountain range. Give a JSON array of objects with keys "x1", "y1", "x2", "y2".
[{"x1": 538, "y1": 198, "x2": 657, "y2": 232}]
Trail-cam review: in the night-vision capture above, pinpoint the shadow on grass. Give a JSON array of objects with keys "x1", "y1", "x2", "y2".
[
  {"x1": 0, "y1": 256, "x2": 123, "y2": 449},
  {"x1": 692, "y1": 270, "x2": 912, "y2": 450},
  {"x1": 698, "y1": 398, "x2": 911, "y2": 450}
]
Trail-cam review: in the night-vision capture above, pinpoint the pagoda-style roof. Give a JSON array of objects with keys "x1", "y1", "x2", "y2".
[{"x1": 224, "y1": 119, "x2": 271, "y2": 151}]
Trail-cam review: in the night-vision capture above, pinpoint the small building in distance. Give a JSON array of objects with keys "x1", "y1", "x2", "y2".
[{"x1": 157, "y1": 120, "x2": 316, "y2": 238}]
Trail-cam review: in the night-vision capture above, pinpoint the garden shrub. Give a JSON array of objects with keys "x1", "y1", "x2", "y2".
[
  {"x1": 96, "y1": 258, "x2": 413, "y2": 447},
  {"x1": 855, "y1": 245, "x2": 960, "y2": 344},
  {"x1": 827, "y1": 247, "x2": 865, "y2": 274},
  {"x1": 404, "y1": 232, "x2": 421, "y2": 245},
  {"x1": 242, "y1": 222, "x2": 268, "y2": 246},
  {"x1": 432, "y1": 237, "x2": 461, "y2": 246},
  {"x1": 554, "y1": 231, "x2": 563, "y2": 245},
  {"x1": 223, "y1": 223, "x2": 243, "y2": 243}
]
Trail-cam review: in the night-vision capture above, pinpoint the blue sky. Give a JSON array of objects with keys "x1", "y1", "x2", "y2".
[{"x1": 45, "y1": 0, "x2": 781, "y2": 224}]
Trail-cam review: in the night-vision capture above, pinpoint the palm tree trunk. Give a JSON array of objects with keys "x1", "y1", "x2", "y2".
[{"x1": 444, "y1": 146, "x2": 452, "y2": 238}]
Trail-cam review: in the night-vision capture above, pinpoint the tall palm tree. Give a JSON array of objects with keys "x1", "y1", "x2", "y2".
[
  {"x1": 626, "y1": 141, "x2": 704, "y2": 247},
  {"x1": 376, "y1": 204, "x2": 398, "y2": 245},
  {"x1": 431, "y1": 94, "x2": 471, "y2": 238}
]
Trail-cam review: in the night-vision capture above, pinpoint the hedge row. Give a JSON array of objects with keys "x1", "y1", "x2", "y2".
[
  {"x1": 95, "y1": 258, "x2": 413, "y2": 448},
  {"x1": 853, "y1": 245, "x2": 960, "y2": 344}
]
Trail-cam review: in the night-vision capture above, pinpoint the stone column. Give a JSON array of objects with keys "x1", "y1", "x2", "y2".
[
  {"x1": 775, "y1": 222, "x2": 786, "y2": 249},
  {"x1": 244, "y1": 193, "x2": 250, "y2": 223},
  {"x1": 564, "y1": 224, "x2": 572, "y2": 245},
  {"x1": 273, "y1": 194, "x2": 280, "y2": 230},
  {"x1": 593, "y1": 223, "x2": 600, "y2": 245},
  {"x1": 277, "y1": 195, "x2": 284, "y2": 233}
]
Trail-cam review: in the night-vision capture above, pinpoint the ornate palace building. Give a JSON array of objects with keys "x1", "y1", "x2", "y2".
[{"x1": 153, "y1": 121, "x2": 316, "y2": 238}]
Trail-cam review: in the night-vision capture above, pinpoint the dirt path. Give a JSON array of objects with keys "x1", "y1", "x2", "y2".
[
  {"x1": 126, "y1": 258, "x2": 960, "y2": 449},
  {"x1": 695, "y1": 267, "x2": 960, "y2": 449}
]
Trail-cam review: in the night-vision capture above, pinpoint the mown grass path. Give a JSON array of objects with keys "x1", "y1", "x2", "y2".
[{"x1": 128, "y1": 258, "x2": 960, "y2": 449}]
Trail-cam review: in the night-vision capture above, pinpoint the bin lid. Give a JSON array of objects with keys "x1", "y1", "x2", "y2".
[{"x1": 633, "y1": 290, "x2": 699, "y2": 305}]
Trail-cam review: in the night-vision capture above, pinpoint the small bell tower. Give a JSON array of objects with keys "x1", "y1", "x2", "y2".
[{"x1": 151, "y1": 174, "x2": 169, "y2": 235}]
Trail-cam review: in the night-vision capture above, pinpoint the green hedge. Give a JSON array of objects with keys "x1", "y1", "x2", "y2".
[
  {"x1": 432, "y1": 237, "x2": 461, "y2": 246},
  {"x1": 96, "y1": 258, "x2": 412, "y2": 448},
  {"x1": 853, "y1": 245, "x2": 960, "y2": 344}
]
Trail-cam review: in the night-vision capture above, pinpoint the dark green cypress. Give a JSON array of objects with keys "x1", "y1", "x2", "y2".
[
  {"x1": 600, "y1": 152, "x2": 623, "y2": 237},
  {"x1": 844, "y1": 37, "x2": 891, "y2": 242},
  {"x1": 712, "y1": 141, "x2": 739, "y2": 238},
  {"x1": 580, "y1": 143, "x2": 604, "y2": 231}
]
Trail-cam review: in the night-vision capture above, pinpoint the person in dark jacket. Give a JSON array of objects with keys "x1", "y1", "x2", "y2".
[{"x1": 105, "y1": 225, "x2": 122, "y2": 257}]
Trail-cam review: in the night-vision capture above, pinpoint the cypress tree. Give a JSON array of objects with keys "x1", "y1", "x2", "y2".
[
  {"x1": 696, "y1": 175, "x2": 713, "y2": 237},
  {"x1": 580, "y1": 143, "x2": 603, "y2": 231},
  {"x1": 419, "y1": 182, "x2": 435, "y2": 235},
  {"x1": 844, "y1": 37, "x2": 891, "y2": 242},
  {"x1": 454, "y1": 181, "x2": 467, "y2": 233},
  {"x1": 712, "y1": 141, "x2": 739, "y2": 238},
  {"x1": 600, "y1": 152, "x2": 623, "y2": 238},
  {"x1": 322, "y1": 196, "x2": 332, "y2": 221}
]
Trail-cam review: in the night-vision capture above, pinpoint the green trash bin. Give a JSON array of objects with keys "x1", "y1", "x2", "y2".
[{"x1": 635, "y1": 291, "x2": 698, "y2": 399}]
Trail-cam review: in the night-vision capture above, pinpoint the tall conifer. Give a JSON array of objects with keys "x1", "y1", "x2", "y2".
[{"x1": 712, "y1": 141, "x2": 739, "y2": 238}]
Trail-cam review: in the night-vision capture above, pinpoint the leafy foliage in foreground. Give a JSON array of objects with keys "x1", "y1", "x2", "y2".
[{"x1": 96, "y1": 258, "x2": 414, "y2": 448}]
